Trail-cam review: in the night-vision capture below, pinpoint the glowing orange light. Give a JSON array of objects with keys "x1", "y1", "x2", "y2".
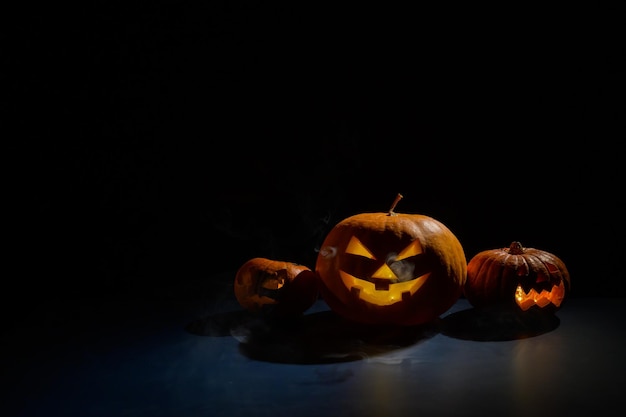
[{"x1": 515, "y1": 281, "x2": 566, "y2": 311}]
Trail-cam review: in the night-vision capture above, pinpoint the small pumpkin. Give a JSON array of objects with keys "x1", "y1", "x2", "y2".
[
  {"x1": 234, "y1": 257, "x2": 319, "y2": 317},
  {"x1": 315, "y1": 194, "x2": 467, "y2": 326},
  {"x1": 464, "y1": 241, "x2": 571, "y2": 312}
]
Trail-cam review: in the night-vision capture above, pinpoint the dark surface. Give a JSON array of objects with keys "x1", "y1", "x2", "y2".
[{"x1": 3, "y1": 277, "x2": 625, "y2": 417}]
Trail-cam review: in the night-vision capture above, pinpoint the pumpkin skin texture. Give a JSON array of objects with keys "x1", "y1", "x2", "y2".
[
  {"x1": 315, "y1": 210, "x2": 467, "y2": 326},
  {"x1": 234, "y1": 258, "x2": 319, "y2": 317},
  {"x1": 464, "y1": 241, "x2": 571, "y2": 312}
]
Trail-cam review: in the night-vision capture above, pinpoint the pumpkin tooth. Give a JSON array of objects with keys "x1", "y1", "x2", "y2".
[{"x1": 371, "y1": 278, "x2": 393, "y2": 291}]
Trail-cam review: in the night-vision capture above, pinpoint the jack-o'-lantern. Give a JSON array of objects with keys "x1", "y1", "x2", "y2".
[
  {"x1": 315, "y1": 194, "x2": 467, "y2": 326},
  {"x1": 464, "y1": 241, "x2": 571, "y2": 312},
  {"x1": 234, "y1": 258, "x2": 319, "y2": 317}
]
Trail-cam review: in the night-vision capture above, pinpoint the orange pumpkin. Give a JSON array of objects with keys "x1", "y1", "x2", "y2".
[
  {"x1": 464, "y1": 241, "x2": 571, "y2": 312},
  {"x1": 315, "y1": 194, "x2": 467, "y2": 326},
  {"x1": 234, "y1": 258, "x2": 319, "y2": 317}
]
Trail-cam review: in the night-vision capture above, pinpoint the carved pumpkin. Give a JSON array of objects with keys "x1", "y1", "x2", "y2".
[
  {"x1": 234, "y1": 258, "x2": 319, "y2": 317},
  {"x1": 315, "y1": 194, "x2": 467, "y2": 326},
  {"x1": 464, "y1": 241, "x2": 571, "y2": 312}
]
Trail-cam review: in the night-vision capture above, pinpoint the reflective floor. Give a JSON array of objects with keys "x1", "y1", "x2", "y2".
[{"x1": 4, "y1": 277, "x2": 625, "y2": 417}]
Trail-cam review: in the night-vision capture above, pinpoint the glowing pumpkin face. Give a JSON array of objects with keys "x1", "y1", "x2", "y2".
[
  {"x1": 326, "y1": 230, "x2": 434, "y2": 306},
  {"x1": 234, "y1": 258, "x2": 319, "y2": 317},
  {"x1": 315, "y1": 200, "x2": 467, "y2": 326},
  {"x1": 464, "y1": 241, "x2": 571, "y2": 312}
]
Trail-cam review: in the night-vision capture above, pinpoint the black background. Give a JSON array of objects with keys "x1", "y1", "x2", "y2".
[{"x1": 6, "y1": 3, "x2": 624, "y2": 321}]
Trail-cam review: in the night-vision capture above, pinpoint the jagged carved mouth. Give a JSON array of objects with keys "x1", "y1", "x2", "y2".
[{"x1": 515, "y1": 280, "x2": 566, "y2": 310}]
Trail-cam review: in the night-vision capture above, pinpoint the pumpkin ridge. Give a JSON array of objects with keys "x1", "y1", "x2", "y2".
[
  {"x1": 316, "y1": 197, "x2": 466, "y2": 326},
  {"x1": 464, "y1": 242, "x2": 570, "y2": 312}
]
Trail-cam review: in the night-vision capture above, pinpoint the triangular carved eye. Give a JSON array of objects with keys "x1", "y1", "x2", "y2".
[
  {"x1": 396, "y1": 239, "x2": 423, "y2": 261},
  {"x1": 345, "y1": 236, "x2": 423, "y2": 262},
  {"x1": 345, "y1": 236, "x2": 376, "y2": 259}
]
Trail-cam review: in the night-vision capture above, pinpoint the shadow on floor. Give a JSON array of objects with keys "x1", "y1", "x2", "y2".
[
  {"x1": 185, "y1": 309, "x2": 439, "y2": 364},
  {"x1": 440, "y1": 306, "x2": 560, "y2": 341}
]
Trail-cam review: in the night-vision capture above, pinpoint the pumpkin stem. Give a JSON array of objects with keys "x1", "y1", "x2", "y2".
[
  {"x1": 508, "y1": 241, "x2": 525, "y2": 255},
  {"x1": 388, "y1": 193, "x2": 403, "y2": 216}
]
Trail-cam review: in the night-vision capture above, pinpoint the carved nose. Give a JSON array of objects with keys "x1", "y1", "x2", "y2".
[{"x1": 371, "y1": 263, "x2": 398, "y2": 280}]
